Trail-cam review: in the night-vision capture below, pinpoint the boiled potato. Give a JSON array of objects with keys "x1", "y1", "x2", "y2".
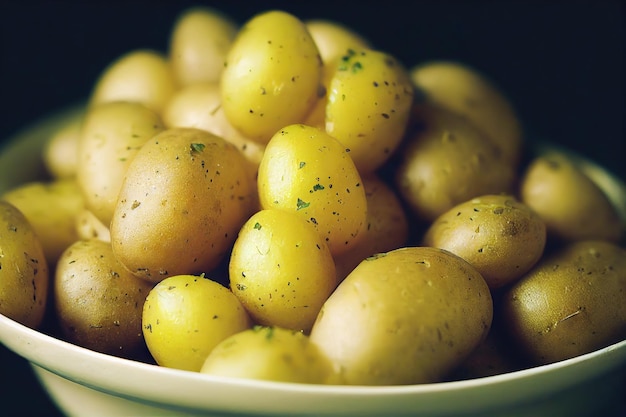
[
  {"x1": 0, "y1": 201, "x2": 49, "y2": 329},
  {"x1": 168, "y1": 6, "x2": 238, "y2": 86},
  {"x1": 257, "y1": 124, "x2": 367, "y2": 256},
  {"x1": 520, "y1": 152, "x2": 623, "y2": 243},
  {"x1": 410, "y1": 60, "x2": 523, "y2": 165},
  {"x1": 77, "y1": 101, "x2": 165, "y2": 226},
  {"x1": 220, "y1": 10, "x2": 322, "y2": 143},
  {"x1": 89, "y1": 49, "x2": 178, "y2": 116},
  {"x1": 75, "y1": 209, "x2": 110, "y2": 242},
  {"x1": 201, "y1": 325, "x2": 333, "y2": 383},
  {"x1": 110, "y1": 127, "x2": 254, "y2": 282},
  {"x1": 502, "y1": 240, "x2": 626, "y2": 366},
  {"x1": 229, "y1": 209, "x2": 337, "y2": 332},
  {"x1": 309, "y1": 246, "x2": 493, "y2": 385},
  {"x1": 142, "y1": 274, "x2": 251, "y2": 372},
  {"x1": 42, "y1": 111, "x2": 83, "y2": 179},
  {"x1": 422, "y1": 194, "x2": 546, "y2": 289},
  {"x1": 2, "y1": 178, "x2": 85, "y2": 266},
  {"x1": 54, "y1": 239, "x2": 154, "y2": 359},
  {"x1": 394, "y1": 103, "x2": 516, "y2": 223}
]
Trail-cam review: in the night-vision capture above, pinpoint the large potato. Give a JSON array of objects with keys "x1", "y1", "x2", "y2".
[
  {"x1": 309, "y1": 246, "x2": 493, "y2": 385},
  {"x1": 0, "y1": 201, "x2": 49, "y2": 329}
]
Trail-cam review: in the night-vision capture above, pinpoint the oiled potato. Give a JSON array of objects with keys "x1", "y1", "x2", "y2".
[
  {"x1": 502, "y1": 240, "x2": 626, "y2": 366},
  {"x1": 75, "y1": 209, "x2": 110, "y2": 242},
  {"x1": 201, "y1": 326, "x2": 332, "y2": 384},
  {"x1": 310, "y1": 246, "x2": 493, "y2": 385},
  {"x1": 110, "y1": 127, "x2": 253, "y2": 282},
  {"x1": 520, "y1": 152, "x2": 623, "y2": 243},
  {"x1": 42, "y1": 111, "x2": 83, "y2": 179},
  {"x1": 422, "y1": 194, "x2": 546, "y2": 289},
  {"x1": 54, "y1": 239, "x2": 154, "y2": 359},
  {"x1": 142, "y1": 274, "x2": 251, "y2": 372},
  {"x1": 0, "y1": 201, "x2": 49, "y2": 329}
]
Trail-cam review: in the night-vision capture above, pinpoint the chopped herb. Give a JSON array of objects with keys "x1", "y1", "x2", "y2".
[
  {"x1": 254, "y1": 222, "x2": 262, "y2": 230},
  {"x1": 312, "y1": 184, "x2": 325, "y2": 192},
  {"x1": 296, "y1": 198, "x2": 310, "y2": 210},
  {"x1": 190, "y1": 143, "x2": 205, "y2": 154},
  {"x1": 299, "y1": 161, "x2": 306, "y2": 169}
]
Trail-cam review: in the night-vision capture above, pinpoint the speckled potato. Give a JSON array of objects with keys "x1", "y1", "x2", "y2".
[
  {"x1": 0, "y1": 201, "x2": 49, "y2": 329},
  {"x1": 110, "y1": 127, "x2": 254, "y2": 282},
  {"x1": 502, "y1": 240, "x2": 626, "y2": 366},
  {"x1": 310, "y1": 246, "x2": 493, "y2": 385},
  {"x1": 394, "y1": 104, "x2": 516, "y2": 223},
  {"x1": 229, "y1": 209, "x2": 337, "y2": 332},
  {"x1": 422, "y1": 194, "x2": 546, "y2": 289},
  {"x1": 54, "y1": 239, "x2": 154, "y2": 359},
  {"x1": 142, "y1": 274, "x2": 251, "y2": 372},
  {"x1": 520, "y1": 152, "x2": 623, "y2": 243},
  {"x1": 201, "y1": 326, "x2": 332, "y2": 384}
]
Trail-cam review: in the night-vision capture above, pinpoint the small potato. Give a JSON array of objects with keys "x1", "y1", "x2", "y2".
[
  {"x1": 54, "y1": 239, "x2": 154, "y2": 359},
  {"x1": 201, "y1": 326, "x2": 332, "y2": 384},
  {"x1": 520, "y1": 152, "x2": 623, "y2": 243},
  {"x1": 257, "y1": 124, "x2": 367, "y2": 256},
  {"x1": 75, "y1": 209, "x2": 110, "y2": 242},
  {"x1": 502, "y1": 240, "x2": 626, "y2": 366},
  {"x1": 229, "y1": 209, "x2": 337, "y2": 332},
  {"x1": 168, "y1": 6, "x2": 238, "y2": 86},
  {"x1": 42, "y1": 111, "x2": 83, "y2": 179},
  {"x1": 142, "y1": 274, "x2": 251, "y2": 372},
  {"x1": 305, "y1": 19, "x2": 370, "y2": 66},
  {"x1": 2, "y1": 178, "x2": 85, "y2": 266},
  {"x1": 310, "y1": 246, "x2": 493, "y2": 385},
  {"x1": 422, "y1": 194, "x2": 546, "y2": 289},
  {"x1": 0, "y1": 201, "x2": 49, "y2": 329},
  {"x1": 89, "y1": 49, "x2": 178, "y2": 116}
]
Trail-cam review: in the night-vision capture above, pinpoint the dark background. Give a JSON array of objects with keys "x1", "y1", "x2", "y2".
[{"x1": 0, "y1": 1, "x2": 624, "y2": 416}]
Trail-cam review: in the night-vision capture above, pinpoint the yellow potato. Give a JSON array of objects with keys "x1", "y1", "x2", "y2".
[
  {"x1": 42, "y1": 111, "x2": 83, "y2": 179},
  {"x1": 75, "y1": 209, "x2": 110, "y2": 242},
  {"x1": 305, "y1": 19, "x2": 370, "y2": 66},
  {"x1": 0, "y1": 201, "x2": 49, "y2": 329}
]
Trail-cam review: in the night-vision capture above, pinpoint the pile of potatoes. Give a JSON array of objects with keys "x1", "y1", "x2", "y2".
[{"x1": 1, "y1": 7, "x2": 625, "y2": 386}]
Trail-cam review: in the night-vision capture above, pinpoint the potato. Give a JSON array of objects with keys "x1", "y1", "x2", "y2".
[
  {"x1": 201, "y1": 326, "x2": 332, "y2": 384},
  {"x1": 422, "y1": 194, "x2": 546, "y2": 289},
  {"x1": 89, "y1": 49, "x2": 177, "y2": 116},
  {"x1": 502, "y1": 240, "x2": 626, "y2": 366},
  {"x1": 54, "y1": 239, "x2": 153, "y2": 359},
  {"x1": 257, "y1": 124, "x2": 367, "y2": 256},
  {"x1": 75, "y1": 209, "x2": 110, "y2": 242},
  {"x1": 325, "y1": 48, "x2": 414, "y2": 173},
  {"x1": 520, "y1": 152, "x2": 623, "y2": 243},
  {"x1": 394, "y1": 104, "x2": 516, "y2": 223},
  {"x1": 220, "y1": 10, "x2": 322, "y2": 143},
  {"x1": 77, "y1": 101, "x2": 165, "y2": 226},
  {"x1": 2, "y1": 178, "x2": 85, "y2": 266},
  {"x1": 110, "y1": 127, "x2": 254, "y2": 283},
  {"x1": 0, "y1": 201, "x2": 49, "y2": 329},
  {"x1": 168, "y1": 6, "x2": 238, "y2": 87},
  {"x1": 309, "y1": 246, "x2": 493, "y2": 385},
  {"x1": 42, "y1": 111, "x2": 83, "y2": 179},
  {"x1": 142, "y1": 274, "x2": 251, "y2": 372},
  {"x1": 229, "y1": 208, "x2": 337, "y2": 332},
  {"x1": 410, "y1": 60, "x2": 523, "y2": 165}
]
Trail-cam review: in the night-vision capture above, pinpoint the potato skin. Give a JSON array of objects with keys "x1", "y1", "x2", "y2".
[
  {"x1": 502, "y1": 240, "x2": 626, "y2": 366},
  {"x1": 422, "y1": 194, "x2": 546, "y2": 289},
  {"x1": 309, "y1": 246, "x2": 493, "y2": 385},
  {"x1": 0, "y1": 201, "x2": 49, "y2": 329}
]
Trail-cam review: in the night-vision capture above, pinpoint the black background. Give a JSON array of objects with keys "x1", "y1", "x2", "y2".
[{"x1": 0, "y1": 1, "x2": 624, "y2": 416}]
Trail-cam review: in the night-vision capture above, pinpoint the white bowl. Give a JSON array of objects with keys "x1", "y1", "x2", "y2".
[{"x1": 1, "y1": 108, "x2": 625, "y2": 417}]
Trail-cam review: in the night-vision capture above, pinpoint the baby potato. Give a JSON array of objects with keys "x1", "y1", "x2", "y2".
[
  {"x1": 89, "y1": 49, "x2": 177, "y2": 116},
  {"x1": 422, "y1": 194, "x2": 546, "y2": 289},
  {"x1": 410, "y1": 60, "x2": 523, "y2": 165},
  {"x1": 54, "y1": 239, "x2": 154, "y2": 359},
  {"x1": 520, "y1": 152, "x2": 623, "y2": 243},
  {"x1": 325, "y1": 48, "x2": 414, "y2": 173},
  {"x1": 77, "y1": 101, "x2": 165, "y2": 226},
  {"x1": 229, "y1": 209, "x2": 337, "y2": 333},
  {"x1": 502, "y1": 240, "x2": 626, "y2": 366},
  {"x1": 394, "y1": 104, "x2": 516, "y2": 223},
  {"x1": 110, "y1": 127, "x2": 254, "y2": 283},
  {"x1": 142, "y1": 274, "x2": 251, "y2": 372},
  {"x1": 75, "y1": 209, "x2": 110, "y2": 242},
  {"x1": 220, "y1": 10, "x2": 322, "y2": 144},
  {"x1": 201, "y1": 326, "x2": 332, "y2": 384},
  {"x1": 2, "y1": 178, "x2": 85, "y2": 266},
  {"x1": 305, "y1": 19, "x2": 370, "y2": 66},
  {"x1": 257, "y1": 124, "x2": 367, "y2": 256},
  {"x1": 0, "y1": 201, "x2": 49, "y2": 329},
  {"x1": 310, "y1": 246, "x2": 493, "y2": 385},
  {"x1": 42, "y1": 111, "x2": 83, "y2": 179},
  {"x1": 168, "y1": 6, "x2": 238, "y2": 87}
]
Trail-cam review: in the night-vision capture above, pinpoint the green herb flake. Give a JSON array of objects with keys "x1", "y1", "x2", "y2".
[
  {"x1": 352, "y1": 61, "x2": 363, "y2": 73},
  {"x1": 299, "y1": 161, "x2": 306, "y2": 169},
  {"x1": 296, "y1": 198, "x2": 310, "y2": 210},
  {"x1": 253, "y1": 222, "x2": 262, "y2": 230},
  {"x1": 190, "y1": 143, "x2": 205, "y2": 154},
  {"x1": 312, "y1": 184, "x2": 325, "y2": 192}
]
